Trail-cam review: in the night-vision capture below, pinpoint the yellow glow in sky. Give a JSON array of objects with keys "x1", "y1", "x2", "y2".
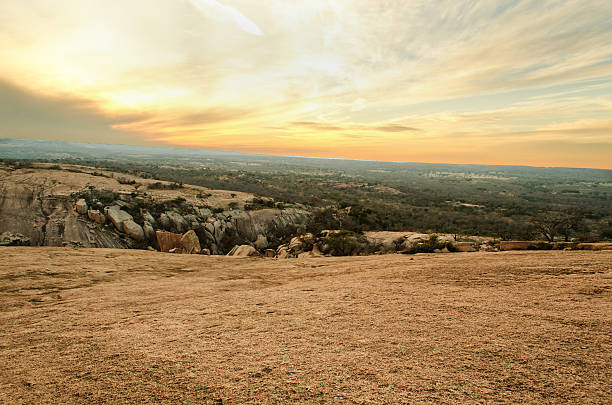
[{"x1": 1, "y1": 0, "x2": 611, "y2": 168}]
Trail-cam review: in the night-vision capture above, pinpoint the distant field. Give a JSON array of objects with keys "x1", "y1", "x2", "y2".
[{"x1": 1, "y1": 248, "x2": 610, "y2": 403}]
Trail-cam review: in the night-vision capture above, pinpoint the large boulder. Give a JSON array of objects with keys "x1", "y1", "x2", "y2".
[
  {"x1": 156, "y1": 230, "x2": 202, "y2": 254},
  {"x1": 75, "y1": 199, "x2": 88, "y2": 215},
  {"x1": 123, "y1": 220, "x2": 145, "y2": 241},
  {"x1": 142, "y1": 211, "x2": 156, "y2": 225},
  {"x1": 87, "y1": 209, "x2": 106, "y2": 224},
  {"x1": 143, "y1": 222, "x2": 156, "y2": 241},
  {"x1": 105, "y1": 206, "x2": 133, "y2": 231},
  {"x1": 227, "y1": 245, "x2": 260, "y2": 257},
  {"x1": 158, "y1": 213, "x2": 172, "y2": 230},
  {"x1": 156, "y1": 231, "x2": 183, "y2": 253},
  {"x1": 167, "y1": 212, "x2": 188, "y2": 233},
  {"x1": 180, "y1": 230, "x2": 201, "y2": 254},
  {"x1": 254, "y1": 234, "x2": 268, "y2": 249}
]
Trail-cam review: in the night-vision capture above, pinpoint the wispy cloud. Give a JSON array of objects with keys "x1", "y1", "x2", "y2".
[
  {"x1": 0, "y1": 0, "x2": 610, "y2": 168},
  {"x1": 188, "y1": 0, "x2": 263, "y2": 36}
]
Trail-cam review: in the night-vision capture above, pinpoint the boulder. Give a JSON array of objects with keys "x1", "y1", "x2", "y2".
[
  {"x1": 180, "y1": 230, "x2": 201, "y2": 254},
  {"x1": 158, "y1": 213, "x2": 172, "y2": 230},
  {"x1": 75, "y1": 199, "x2": 88, "y2": 215},
  {"x1": 142, "y1": 211, "x2": 156, "y2": 225},
  {"x1": 123, "y1": 220, "x2": 145, "y2": 241},
  {"x1": 87, "y1": 209, "x2": 106, "y2": 224},
  {"x1": 105, "y1": 206, "x2": 133, "y2": 231},
  {"x1": 276, "y1": 245, "x2": 291, "y2": 259},
  {"x1": 254, "y1": 234, "x2": 268, "y2": 250},
  {"x1": 156, "y1": 230, "x2": 202, "y2": 254},
  {"x1": 264, "y1": 249, "x2": 276, "y2": 258},
  {"x1": 227, "y1": 245, "x2": 260, "y2": 257},
  {"x1": 156, "y1": 231, "x2": 183, "y2": 253},
  {"x1": 167, "y1": 212, "x2": 188, "y2": 233},
  {"x1": 143, "y1": 222, "x2": 155, "y2": 241},
  {"x1": 288, "y1": 236, "x2": 303, "y2": 252}
]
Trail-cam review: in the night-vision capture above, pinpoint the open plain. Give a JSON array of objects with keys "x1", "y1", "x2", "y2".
[{"x1": 0, "y1": 248, "x2": 610, "y2": 404}]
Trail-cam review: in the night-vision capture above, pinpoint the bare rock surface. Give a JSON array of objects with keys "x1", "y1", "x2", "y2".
[
  {"x1": 227, "y1": 245, "x2": 260, "y2": 257},
  {"x1": 122, "y1": 220, "x2": 145, "y2": 242},
  {"x1": 87, "y1": 209, "x2": 106, "y2": 224},
  {"x1": 0, "y1": 248, "x2": 610, "y2": 403},
  {"x1": 180, "y1": 230, "x2": 201, "y2": 254}
]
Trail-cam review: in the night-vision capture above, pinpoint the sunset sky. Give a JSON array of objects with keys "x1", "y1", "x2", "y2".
[{"x1": 1, "y1": 0, "x2": 611, "y2": 168}]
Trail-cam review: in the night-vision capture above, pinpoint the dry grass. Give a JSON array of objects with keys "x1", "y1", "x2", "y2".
[{"x1": 0, "y1": 248, "x2": 610, "y2": 404}]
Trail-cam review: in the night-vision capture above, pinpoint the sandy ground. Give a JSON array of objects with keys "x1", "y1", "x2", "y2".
[{"x1": 0, "y1": 248, "x2": 610, "y2": 404}]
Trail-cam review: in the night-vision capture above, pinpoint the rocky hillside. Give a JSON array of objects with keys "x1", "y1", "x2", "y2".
[{"x1": 0, "y1": 163, "x2": 312, "y2": 253}]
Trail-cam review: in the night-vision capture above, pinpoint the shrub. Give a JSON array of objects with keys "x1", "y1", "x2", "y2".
[
  {"x1": 403, "y1": 235, "x2": 457, "y2": 254},
  {"x1": 322, "y1": 230, "x2": 374, "y2": 256}
]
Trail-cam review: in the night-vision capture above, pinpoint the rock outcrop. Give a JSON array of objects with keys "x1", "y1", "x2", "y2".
[
  {"x1": 123, "y1": 220, "x2": 145, "y2": 242},
  {"x1": 75, "y1": 199, "x2": 88, "y2": 215},
  {"x1": 227, "y1": 245, "x2": 259, "y2": 257},
  {"x1": 180, "y1": 230, "x2": 201, "y2": 254},
  {"x1": 0, "y1": 232, "x2": 31, "y2": 246},
  {"x1": 105, "y1": 206, "x2": 133, "y2": 231},
  {"x1": 155, "y1": 230, "x2": 201, "y2": 254},
  {"x1": 87, "y1": 209, "x2": 106, "y2": 224}
]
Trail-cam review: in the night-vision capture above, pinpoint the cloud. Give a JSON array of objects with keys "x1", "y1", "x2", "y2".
[
  {"x1": 188, "y1": 0, "x2": 263, "y2": 36},
  {"x1": 0, "y1": 0, "x2": 611, "y2": 168}
]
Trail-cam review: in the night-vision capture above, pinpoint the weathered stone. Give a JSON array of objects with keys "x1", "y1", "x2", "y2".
[
  {"x1": 227, "y1": 245, "x2": 260, "y2": 257},
  {"x1": 158, "y1": 213, "x2": 171, "y2": 230},
  {"x1": 142, "y1": 211, "x2": 156, "y2": 225},
  {"x1": 156, "y1": 231, "x2": 183, "y2": 253},
  {"x1": 0, "y1": 232, "x2": 31, "y2": 246},
  {"x1": 254, "y1": 234, "x2": 268, "y2": 250},
  {"x1": 198, "y1": 207, "x2": 212, "y2": 218},
  {"x1": 167, "y1": 212, "x2": 188, "y2": 233},
  {"x1": 87, "y1": 209, "x2": 106, "y2": 224},
  {"x1": 105, "y1": 206, "x2": 133, "y2": 231},
  {"x1": 143, "y1": 222, "x2": 155, "y2": 241},
  {"x1": 123, "y1": 220, "x2": 145, "y2": 241},
  {"x1": 75, "y1": 199, "x2": 88, "y2": 215},
  {"x1": 264, "y1": 249, "x2": 276, "y2": 258},
  {"x1": 180, "y1": 230, "x2": 201, "y2": 254},
  {"x1": 288, "y1": 236, "x2": 303, "y2": 252},
  {"x1": 276, "y1": 245, "x2": 291, "y2": 259}
]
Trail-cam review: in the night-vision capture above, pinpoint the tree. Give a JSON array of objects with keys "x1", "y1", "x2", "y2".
[{"x1": 530, "y1": 210, "x2": 586, "y2": 242}]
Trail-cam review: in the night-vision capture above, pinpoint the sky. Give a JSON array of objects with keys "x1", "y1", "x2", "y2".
[{"x1": 1, "y1": 0, "x2": 611, "y2": 169}]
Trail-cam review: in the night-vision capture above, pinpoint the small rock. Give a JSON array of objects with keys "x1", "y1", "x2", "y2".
[
  {"x1": 87, "y1": 209, "x2": 106, "y2": 224},
  {"x1": 75, "y1": 199, "x2": 88, "y2": 215}
]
